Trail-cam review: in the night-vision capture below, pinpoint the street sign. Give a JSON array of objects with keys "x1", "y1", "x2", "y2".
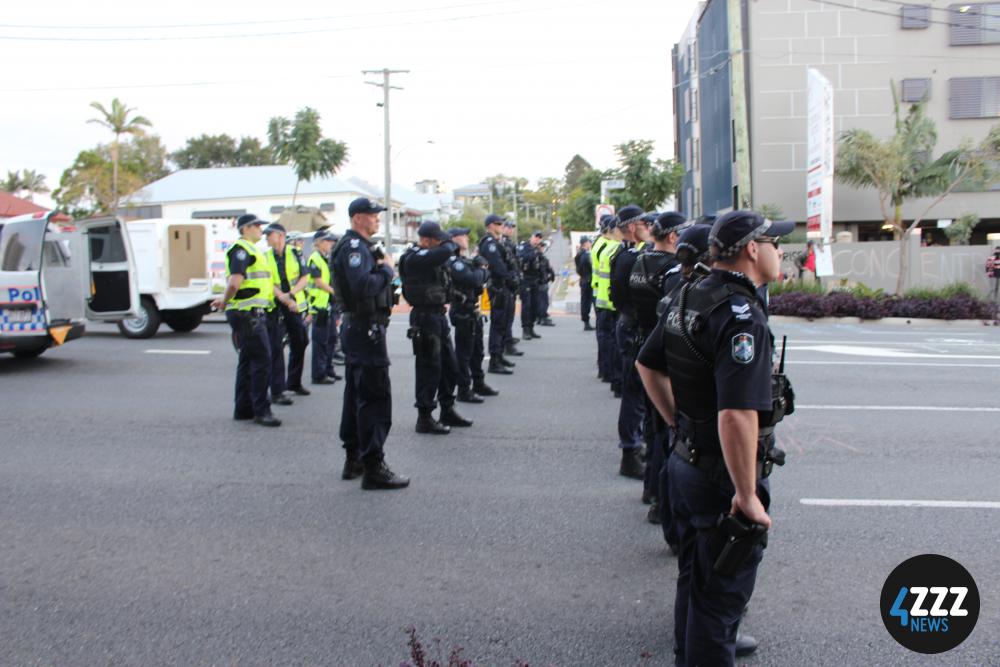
[
  {"x1": 806, "y1": 68, "x2": 834, "y2": 241},
  {"x1": 603, "y1": 179, "x2": 625, "y2": 190},
  {"x1": 595, "y1": 204, "x2": 615, "y2": 229}
]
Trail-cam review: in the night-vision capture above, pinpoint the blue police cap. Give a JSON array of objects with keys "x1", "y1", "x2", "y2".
[
  {"x1": 263, "y1": 222, "x2": 286, "y2": 235},
  {"x1": 579, "y1": 235, "x2": 591, "y2": 244},
  {"x1": 313, "y1": 230, "x2": 335, "y2": 243},
  {"x1": 503, "y1": 219, "x2": 516, "y2": 228},
  {"x1": 449, "y1": 226, "x2": 471, "y2": 238},
  {"x1": 484, "y1": 214, "x2": 507, "y2": 226},
  {"x1": 532, "y1": 231, "x2": 544, "y2": 239},
  {"x1": 598, "y1": 214, "x2": 616, "y2": 232},
  {"x1": 417, "y1": 220, "x2": 450, "y2": 241},
  {"x1": 709, "y1": 210, "x2": 795, "y2": 259},
  {"x1": 236, "y1": 214, "x2": 264, "y2": 229},
  {"x1": 640, "y1": 212, "x2": 659, "y2": 224},
  {"x1": 348, "y1": 197, "x2": 387, "y2": 217},
  {"x1": 617, "y1": 205, "x2": 644, "y2": 227},
  {"x1": 676, "y1": 224, "x2": 713, "y2": 257}
]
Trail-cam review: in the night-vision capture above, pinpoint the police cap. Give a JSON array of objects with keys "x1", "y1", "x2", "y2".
[
  {"x1": 417, "y1": 220, "x2": 450, "y2": 241},
  {"x1": 263, "y1": 222, "x2": 287, "y2": 235},
  {"x1": 616, "y1": 205, "x2": 644, "y2": 227},
  {"x1": 236, "y1": 214, "x2": 264, "y2": 229},
  {"x1": 348, "y1": 197, "x2": 387, "y2": 217},
  {"x1": 449, "y1": 227, "x2": 471, "y2": 238},
  {"x1": 484, "y1": 214, "x2": 507, "y2": 226},
  {"x1": 709, "y1": 210, "x2": 795, "y2": 260}
]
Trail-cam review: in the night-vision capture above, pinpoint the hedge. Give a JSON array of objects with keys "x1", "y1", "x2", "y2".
[{"x1": 768, "y1": 283, "x2": 996, "y2": 320}]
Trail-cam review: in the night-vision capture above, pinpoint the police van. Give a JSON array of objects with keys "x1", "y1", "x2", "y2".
[{"x1": 0, "y1": 212, "x2": 139, "y2": 358}]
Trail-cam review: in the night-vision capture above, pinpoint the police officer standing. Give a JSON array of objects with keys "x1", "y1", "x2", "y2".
[
  {"x1": 592, "y1": 214, "x2": 622, "y2": 389},
  {"x1": 212, "y1": 214, "x2": 281, "y2": 427},
  {"x1": 399, "y1": 221, "x2": 473, "y2": 434},
  {"x1": 636, "y1": 210, "x2": 795, "y2": 664},
  {"x1": 575, "y1": 236, "x2": 594, "y2": 331},
  {"x1": 264, "y1": 222, "x2": 311, "y2": 400},
  {"x1": 517, "y1": 231, "x2": 545, "y2": 340},
  {"x1": 331, "y1": 197, "x2": 409, "y2": 490},
  {"x1": 536, "y1": 240, "x2": 556, "y2": 326},
  {"x1": 448, "y1": 227, "x2": 497, "y2": 402},
  {"x1": 306, "y1": 230, "x2": 337, "y2": 386},
  {"x1": 479, "y1": 214, "x2": 516, "y2": 375},
  {"x1": 500, "y1": 220, "x2": 524, "y2": 357}
]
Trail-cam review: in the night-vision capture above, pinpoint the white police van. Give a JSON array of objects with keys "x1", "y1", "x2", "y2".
[{"x1": 0, "y1": 212, "x2": 138, "y2": 358}]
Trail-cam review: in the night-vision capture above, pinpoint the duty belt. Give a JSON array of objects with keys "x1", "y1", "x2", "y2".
[
  {"x1": 672, "y1": 434, "x2": 785, "y2": 485},
  {"x1": 342, "y1": 312, "x2": 389, "y2": 326}
]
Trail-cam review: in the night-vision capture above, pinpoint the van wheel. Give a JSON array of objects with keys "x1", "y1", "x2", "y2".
[
  {"x1": 117, "y1": 296, "x2": 161, "y2": 339},
  {"x1": 163, "y1": 311, "x2": 203, "y2": 333},
  {"x1": 12, "y1": 346, "x2": 47, "y2": 358}
]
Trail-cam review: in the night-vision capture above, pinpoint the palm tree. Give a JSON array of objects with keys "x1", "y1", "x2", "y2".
[
  {"x1": 268, "y1": 107, "x2": 347, "y2": 205},
  {"x1": 88, "y1": 98, "x2": 151, "y2": 212},
  {"x1": 19, "y1": 169, "x2": 48, "y2": 202},
  {"x1": 1, "y1": 170, "x2": 23, "y2": 194}
]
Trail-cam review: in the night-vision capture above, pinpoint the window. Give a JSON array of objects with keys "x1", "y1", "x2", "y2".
[
  {"x1": 900, "y1": 78, "x2": 931, "y2": 102},
  {"x1": 683, "y1": 89, "x2": 691, "y2": 124},
  {"x1": 694, "y1": 188, "x2": 702, "y2": 217},
  {"x1": 192, "y1": 209, "x2": 247, "y2": 219},
  {"x1": 949, "y1": 76, "x2": 1000, "y2": 118},
  {"x1": 690, "y1": 89, "x2": 698, "y2": 122},
  {"x1": 685, "y1": 138, "x2": 693, "y2": 171},
  {"x1": 269, "y1": 205, "x2": 286, "y2": 214},
  {"x1": 693, "y1": 138, "x2": 701, "y2": 171},
  {"x1": 0, "y1": 219, "x2": 45, "y2": 271},
  {"x1": 319, "y1": 202, "x2": 336, "y2": 212},
  {"x1": 901, "y1": 4, "x2": 930, "y2": 29},
  {"x1": 950, "y1": 3, "x2": 1000, "y2": 45}
]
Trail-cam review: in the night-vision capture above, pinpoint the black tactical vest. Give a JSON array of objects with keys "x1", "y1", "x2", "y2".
[
  {"x1": 629, "y1": 250, "x2": 677, "y2": 333},
  {"x1": 399, "y1": 246, "x2": 452, "y2": 308},
  {"x1": 449, "y1": 258, "x2": 480, "y2": 313},
  {"x1": 331, "y1": 236, "x2": 393, "y2": 320}
]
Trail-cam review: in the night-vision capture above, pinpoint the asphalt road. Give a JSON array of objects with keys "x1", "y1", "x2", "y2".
[{"x1": 2, "y1": 315, "x2": 999, "y2": 666}]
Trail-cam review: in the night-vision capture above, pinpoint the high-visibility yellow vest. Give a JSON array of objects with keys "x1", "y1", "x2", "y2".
[
  {"x1": 593, "y1": 236, "x2": 619, "y2": 311},
  {"x1": 590, "y1": 236, "x2": 607, "y2": 291},
  {"x1": 266, "y1": 245, "x2": 308, "y2": 311},
  {"x1": 225, "y1": 238, "x2": 274, "y2": 311},
  {"x1": 307, "y1": 250, "x2": 331, "y2": 311}
]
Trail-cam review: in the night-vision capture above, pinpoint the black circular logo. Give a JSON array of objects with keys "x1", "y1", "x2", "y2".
[{"x1": 880, "y1": 554, "x2": 980, "y2": 654}]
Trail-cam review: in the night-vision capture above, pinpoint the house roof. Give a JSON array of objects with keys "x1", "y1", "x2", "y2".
[
  {"x1": 129, "y1": 165, "x2": 389, "y2": 204},
  {"x1": 0, "y1": 192, "x2": 49, "y2": 218},
  {"x1": 346, "y1": 177, "x2": 443, "y2": 215},
  {"x1": 454, "y1": 183, "x2": 491, "y2": 197}
]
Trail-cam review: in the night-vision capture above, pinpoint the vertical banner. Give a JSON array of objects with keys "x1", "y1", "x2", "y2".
[{"x1": 806, "y1": 68, "x2": 834, "y2": 242}]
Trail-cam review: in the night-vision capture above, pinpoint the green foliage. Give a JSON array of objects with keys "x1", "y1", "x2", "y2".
[
  {"x1": 559, "y1": 168, "x2": 604, "y2": 232},
  {"x1": 0, "y1": 169, "x2": 47, "y2": 200},
  {"x1": 768, "y1": 280, "x2": 826, "y2": 296},
  {"x1": 944, "y1": 213, "x2": 978, "y2": 245},
  {"x1": 563, "y1": 154, "x2": 592, "y2": 194},
  {"x1": 902, "y1": 283, "x2": 979, "y2": 300},
  {"x1": 1, "y1": 170, "x2": 22, "y2": 193},
  {"x1": 607, "y1": 140, "x2": 684, "y2": 211},
  {"x1": 758, "y1": 202, "x2": 784, "y2": 220},
  {"x1": 88, "y1": 98, "x2": 151, "y2": 138},
  {"x1": 171, "y1": 133, "x2": 276, "y2": 169},
  {"x1": 268, "y1": 107, "x2": 348, "y2": 203}
]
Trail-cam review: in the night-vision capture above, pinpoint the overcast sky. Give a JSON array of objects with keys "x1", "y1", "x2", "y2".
[{"x1": 0, "y1": 0, "x2": 701, "y2": 201}]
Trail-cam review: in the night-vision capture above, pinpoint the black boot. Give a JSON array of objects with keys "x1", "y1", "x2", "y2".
[
  {"x1": 457, "y1": 387, "x2": 485, "y2": 403},
  {"x1": 583, "y1": 321, "x2": 595, "y2": 331},
  {"x1": 341, "y1": 455, "x2": 364, "y2": 480},
  {"x1": 254, "y1": 412, "x2": 282, "y2": 427},
  {"x1": 539, "y1": 317, "x2": 555, "y2": 326},
  {"x1": 504, "y1": 342, "x2": 524, "y2": 357},
  {"x1": 488, "y1": 356, "x2": 513, "y2": 375},
  {"x1": 619, "y1": 448, "x2": 644, "y2": 479},
  {"x1": 473, "y1": 380, "x2": 499, "y2": 396},
  {"x1": 440, "y1": 405, "x2": 473, "y2": 427},
  {"x1": 499, "y1": 355, "x2": 516, "y2": 368},
  {"x1": 646, "y1": 498, "x2": 661, "y2": 525},
  {"x1": 361, "y1": 458, "x2": 410, "y2": 490},
  {"x1": 272, "y1": 393, "x2": 294, "y2": 406},
  {"x1": 735, "y1": 632, "x2": 758, "y2": 657},
  {"x1": 524, "y1": 326, "x2": 540, "y2": 339},
  {"x1": 416, "y1": 411, "x2": 451, "y2": 435}
]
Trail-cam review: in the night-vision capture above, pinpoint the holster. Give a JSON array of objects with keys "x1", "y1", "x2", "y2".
[
  {"x1": 406, "y1": 326, "x2": 422, "y2": 355},
  {"x1": 713, "y1": 513, "x2": 768, "y2": 575}
]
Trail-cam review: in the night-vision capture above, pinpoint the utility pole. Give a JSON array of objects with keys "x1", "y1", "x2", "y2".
[{"x1": 363, "y1": 68, "x2": 409, "y2": 248}]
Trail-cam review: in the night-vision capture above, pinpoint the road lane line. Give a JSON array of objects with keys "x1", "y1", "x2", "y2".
[
  {"x1": 145, "y1": 349, "x2": 211, "y2": 355},
  {"x1": 785, "y1": 345, "x2": 1000, "y2": 360},
  {"x1": 797, "y1": 405, "x2": 1000, "y2": 412},
  {"x1": 801, "y1": 499, "x2": 1000, "y2": 509},
  {"x1": 789, "y1": 361, "x2": 1000, "y2": 368}
]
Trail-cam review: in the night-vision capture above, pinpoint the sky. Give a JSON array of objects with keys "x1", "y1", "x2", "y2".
[{"x1": 0, "y1": 0, "x2": 701, "y2": 203}]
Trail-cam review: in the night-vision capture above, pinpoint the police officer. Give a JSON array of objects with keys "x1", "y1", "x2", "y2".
[
  {"x1": 212, "y1": 214, "x2": 281, "y2": 427},
  {"x1": 575, "y1": 236, "x2": 594, "y2": 331},
  {"x1": 636, "y1": 210, "x2": 795, "y2": 664},
  {"x1": 536, "y1": 240, "x2": 556, "y2": 326},
  {"x1": 448, "y1": 227, "x2": 497, "y2": 402},
  {"x1": 264, "y1": 222, "x2": 311, "y2": 399},
  {"x1": 479, "y1": 214, "x2": 516, "y2": 375},
  {"x1": 398, "y1": 221, "x2": 473, "y2": 434},
  {"x1": 307, "y1": 230, "x2": 337, "y2": 385},
  {"x1": 592, "y1": 214, "x2": 622, "y2": 390},
  {"x1": 331, "y1": 197, "x2": 409, "y2": 490},
  {"x1": 608, "y1": 205, "x2": 648, "y2": 478},
  {"x1": 500, "y1": 220, "x2": 524, "y2": 357},
  {"x1": 517, "y1": 231, "x2": 545, "y2": 339}
]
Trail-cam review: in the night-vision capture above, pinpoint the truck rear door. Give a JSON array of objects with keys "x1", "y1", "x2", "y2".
[{"x1": 78, "y1": 217, "x2": 139, "y2": 320}]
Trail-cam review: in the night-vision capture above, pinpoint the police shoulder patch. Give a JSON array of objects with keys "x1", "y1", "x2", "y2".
[
  {"x1": 732, "y1": 332, "x2": 755, "y2": 364},
  {"x1": 418, "y1": 248, "x2": 428, "y2": 256},
  {"x1": 730, "y1": 299, "x2": 752, "y2": 321},
  {"x1": 235, "y1": 249, "x2": 247, "y2": 261},
  {"x1": 350, "y1": 238, "x2": 360, "y2": 248},
  {"x1": 488, "y1": 242, "x2": 496, "y2": 252},
  {"x1": 453, "y1": 260, "x2": 465, "y2": 271},
  {"x1": 348, "y1": 252, "x2": 362, "y2": 268}
]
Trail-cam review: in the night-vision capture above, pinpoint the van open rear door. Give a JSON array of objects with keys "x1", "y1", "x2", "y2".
[{"x1": 78, "y1": 217, "x2": 139, "y2": 321}]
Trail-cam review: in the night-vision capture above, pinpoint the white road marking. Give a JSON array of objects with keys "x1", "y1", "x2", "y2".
[
  {"x1": 786, "y1": 344, "x2": 1000, "y2": 360},
  {"x1": 797, "y1": 404, "x2": 1000, "y2": 412},
  {"x1": 789, "y1": 361, "x2": 1000, "y2": 368},
  {"x1": 801, "y1": 498, "x2": 1000, "y2": 509},
  {"x1": 145, "y1": 349, "x2": 211, "y2": 355}
]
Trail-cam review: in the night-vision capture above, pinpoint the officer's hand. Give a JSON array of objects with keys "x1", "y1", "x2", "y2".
[
  {"x1": 732, "y1": 493, "x2": 771, "y2": 530},
  {"x1": 304, "y1": 314, "x2": 313, "y2": 325},
  {"x1": 287, "y1": 301, "x2": 299, "y2": 314},
  {"x1": 211, "y1": 298, "x2": 225, "y2": 311}
]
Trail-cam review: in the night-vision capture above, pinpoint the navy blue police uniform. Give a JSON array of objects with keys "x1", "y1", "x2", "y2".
[
  {"x1": 637, "y1": 210, "x2": 793, "y2": 665},
  {"x1": 517, "y1": 236, "x2": 544, "y2": 335},
  {"x1": 500, "y1": 224, "x2": 522, "y2": 355},
  {"x1": 447, "y1": 228, "x2": 493, "y2": 399},
  {"x1": 266, "y1": 232, "x2": 309, "y2": 398},
  {"x1": 225, "y1": 234, "x2": 273, "y2": 420},
  {"x1": 575, "y1": 238, "x2": 594, "y2": 327},
  {"x1": 478, "y1": 216, "x2": 516, "y2": 372},
  {"x1": 536, "y1": 247, "x2": 555, "y2": 323}
]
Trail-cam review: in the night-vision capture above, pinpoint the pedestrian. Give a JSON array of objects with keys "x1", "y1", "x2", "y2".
[
  {"x1": 608, "y1": 204, "x2": 648, "y2": 478},
  {"x1": 331, "y1": 197, "x2": 409, "y2": 490},
  {"x1": 987, "y1": 246, "x2": 1000, "y2": 319},
  {"x1": 306, "y1": 231, "x2": 337, "y2": 386},
  {"x1": 636, "y1": 210, "x2": 795, "y2": 664},
  {"x1": 211, "y1": 214, "x2": 281, "y2": 427},
  {"x1": 448, "y1": 227, "x2": 497, "y2": 402},
  {"x1": 575, "y1": 236, "x2": 594, "y2": 331},
  {"x1": 536, "y1": 240, "x2": 556, "y2": 326},
  {"x1": 478, "y1": 214, "x2": 517, "y2": 375},
  {"x1": 500, "y1": 220, "x2": 524, "y2": 358},
  {"x1": 264, "y1": 222, "x2": 311, "y2": 400},
  {"x1": 593, "y1": 214, "x2": 623, "y2": 392},
  {"x1": 398, "y1": 221, "x2": 473, "y2": 434},
  {"x1": 517, "y1": 231, "x2": 545, "y2": 340}
]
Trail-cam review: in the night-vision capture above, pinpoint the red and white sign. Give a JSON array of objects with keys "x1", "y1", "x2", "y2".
[
  {"x1": 594, "y1": 204, "x2": 615, "y2": 229},
  {"x1": 806, "y1": 68, "x2": 834, "y2": 241}
]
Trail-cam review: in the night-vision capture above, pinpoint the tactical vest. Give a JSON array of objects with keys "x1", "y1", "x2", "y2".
[
  {"x1": 661, "y1": 277, "x2": 758, "y2": 451},
  {"x1": 519, "y1": 242, "x2": 543, "y2": 280},
  {"x1": 629, "y1": 251, "x2": 678, "y2": 332},
  {"x1": 225, "y1": 238, "x2": 274, "y2": 311},
  {"x1": 307, "y1": 250, "x2": 331, "y2": 311},
  {"x1": 502, "y1": 238, "x2": 520, "y2": 281},
  {"x1": 449, "y1": 257, "x2": 481, "y2": 313},
  {"x1": 331, "y1": 236, "x2": 393, "y2": 320},
  {"x1": 266, "y1": 245, "x2": 308, "y2": 311},
  {"x1": 593, "y1": 237, "x2": 619, "y2": 311},
  {"x1": 399, "y1": 246, "x2": 452, "y2": 308}
]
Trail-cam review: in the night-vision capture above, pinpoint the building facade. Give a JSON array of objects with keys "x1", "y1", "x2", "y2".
[{"x1": 673, "y1": 0, "x2": 1000, "y2": 242}]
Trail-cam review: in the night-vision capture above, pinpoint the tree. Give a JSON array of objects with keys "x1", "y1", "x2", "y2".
[
  {"x1": 54, "y1": 135, "x2": 170, "y2": 217},
  {"x1": 836, "y1": 86, "x2": 1000, "y2": 292},
  {"x1": 944, "y1": 213, "x2": 978, "y2": 246},
  {"x1": 267, "y1": 107, "x2": 347, "y2": 204},
  {"x1": 609, "y1": 140, "x2": 684, "y2": 211},
  {"x1": 20, "y1": 169, "x2": 49, "y2": 201},
  {"x1": 559, "y1": 168, "x2": 605, "y2": 232},
  {"x1": 523, "y1": 176, "x2": 564, "y2": 228},
  {"x1": 88, "y1": 98, "x2": 152, "y2": 210},
  {"x1": 758, "y1": 203, "x2": 785, "y2": 220},
  {"x1": 563, "y1": 154, "x2": 593, "y2": 194},
  {"x1": 171, "y1": 133, "x2": 276, "y2": 169},
  {"x1": 1, "y1": 170, "x2": 24, "y2": 194}
]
